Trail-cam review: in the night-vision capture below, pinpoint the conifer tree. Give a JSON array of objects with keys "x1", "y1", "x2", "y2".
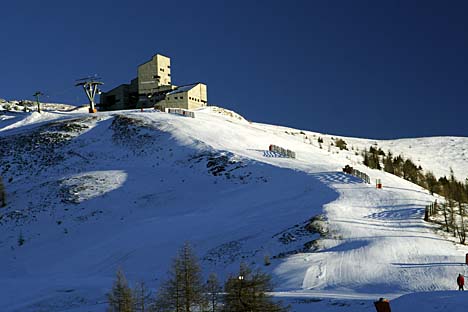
[
  {"x1": 363, "y1": 150, "x2": 370, "y2": 167},
  {"x1": 107, "y1": 269, "x2": 134, "y2": 312},
  {"x1": 383, "y1": 151, "x2": 394, "y2": 174},
  {"x1": 334, "y1": 138, "x2": 348, "y2": 150},
  {"x1": 205, "y1": 273, "x2": 221, "y2": 312},
  {"x1": 223, "y1": 263, "x2": 289, "y2": 312},
  {"x1": 402, "y1": 159, "x2": 419, "y2": 183},
  {"x1": 439, "y1": 176, "x2": 451, "y2": 199},
  {"x1": 366, "y1": 146, "x2": 382, "y2": 170},
  {"x1": 392, "y1": 155, "x2": 404, "y2": 177},
  {"x1": 154, "y1": 242, "x2": 205, "y2": 312},
  {"x1": 133, "y1": 281, "x2": 152, "y2": 312},
  {"x1": 425, "y1": 171, "x2": 439, "y2": 195}
]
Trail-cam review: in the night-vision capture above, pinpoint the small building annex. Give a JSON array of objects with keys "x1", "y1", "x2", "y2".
[
  {"x1": 99, "y1": 53, "x2": 207, "y2": 111},
  {"x1": 162, "y1": 83, "x2": 207, "y2": 111}
]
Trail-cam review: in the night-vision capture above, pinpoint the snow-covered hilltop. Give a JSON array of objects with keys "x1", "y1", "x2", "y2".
[{"x1": 1, "y1": 103, "x2": 468, "y2": 311}]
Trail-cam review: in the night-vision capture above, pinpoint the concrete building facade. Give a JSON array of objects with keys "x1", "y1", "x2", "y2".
[
  {"x1": 138, "y1": 54, "x2": 172, "y2": 95},
  {"x1": 159, "y1": 83, "x2": 207, "y2": 110},
  {"x1": 99, "y1": 78, "x2": 138, "y2": 111},
  {"x1": 100, "y1": 53, "x2": 207, "y2": 111}
]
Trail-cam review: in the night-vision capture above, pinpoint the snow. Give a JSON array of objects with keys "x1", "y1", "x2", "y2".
[{"x1": 1, "y1": 105, "x2": 468, "y2": 311}]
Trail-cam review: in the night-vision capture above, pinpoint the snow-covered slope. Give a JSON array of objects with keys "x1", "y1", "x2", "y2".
[{"x1": 1, "y1": 105, "x2": 467, "y2": 311}]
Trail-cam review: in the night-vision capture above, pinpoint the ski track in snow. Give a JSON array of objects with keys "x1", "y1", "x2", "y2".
[{"x1": 1, "y1": 105, "x2": 468, "y2": 311}]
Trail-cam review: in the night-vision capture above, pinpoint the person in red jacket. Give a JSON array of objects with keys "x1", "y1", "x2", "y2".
[{"x1": 457, "y1": 274, "x2": 464, "y2": 291}]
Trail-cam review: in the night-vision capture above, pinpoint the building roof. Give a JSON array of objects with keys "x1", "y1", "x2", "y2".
[
  {"x1": 137, "y1": 53, "x2": 171, "y2": 67},
  {"x1": 166, "y1": 83, "x2": 199, "y2": 95}
]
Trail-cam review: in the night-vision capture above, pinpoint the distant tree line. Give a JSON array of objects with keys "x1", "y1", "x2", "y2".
[
  {"x1": 107, "y1": 242, "x2": 289, "y2": 312},
  {"x1": 362, "y1": 146, "x2": 468, "y2": 202},
  {"x1": 424, "y1": 171, "x2": 468, "y2": 244},
  {"x1": 362, "y1": 146, "x2": 468, "y2": 244}
]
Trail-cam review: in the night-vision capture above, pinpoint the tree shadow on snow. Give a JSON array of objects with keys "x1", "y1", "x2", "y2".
[
  {"x1": 364, "y1": 206, "x2": 426, "y2": 221},
  {"x1": 392, "y1": 262, "x2": 464, "y2": 268},
  {"x1": 309, "y1": 172, "x2": 366, "y2": 185},
  {"x1": 383, "y1": 186, "x2": 431, "y2": 196}
]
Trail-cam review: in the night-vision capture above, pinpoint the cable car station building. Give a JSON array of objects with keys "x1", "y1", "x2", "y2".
[{"x1": 99, "y1": 54, "x2": 207, "y2": 111}]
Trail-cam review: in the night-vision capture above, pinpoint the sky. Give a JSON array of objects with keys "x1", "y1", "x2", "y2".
[{"x1": 1, "y1": 0, "x2": 467, "y2": 139}]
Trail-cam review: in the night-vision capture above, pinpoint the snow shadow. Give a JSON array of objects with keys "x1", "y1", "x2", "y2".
[
  {"x1": 310, "y1": 172, "x2": 365, "y2": 185},
  {"x1": 263, "y1": 150, "x2": 290, "y2": 158},
  {"x1": 0, "y1": 111, "x2": 27, "y2": 129},
  {"x1": 383, "y1": 186, "x2": 430, "y2": 196},
  {"x1": 246, "y1": 148, "x2": 294, "y2": 158},
  {"x1": 392, "y1": 262, "x2": 463, "y2": 268},
  {"x1": 1, "y1": 113, "x2": 342, "y2": 305},
  {"x1": 331, "y1": 219, "x2": 447, "y2": 238},
  {"x1": 365, "y1": 206, "x2": 425, "y2": 221},
  {"x1": 318, "y1": 239, "x2": 370, "y2": 253}
]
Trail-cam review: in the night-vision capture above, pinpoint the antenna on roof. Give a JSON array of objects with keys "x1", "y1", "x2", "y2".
[{"x1": 75, "y1": 76, "x2": 103, "y2": 113}]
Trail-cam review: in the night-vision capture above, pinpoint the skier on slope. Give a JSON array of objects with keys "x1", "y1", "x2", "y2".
[{"x1": 457, "y1": 273, "x2": 464, "y2": 291}]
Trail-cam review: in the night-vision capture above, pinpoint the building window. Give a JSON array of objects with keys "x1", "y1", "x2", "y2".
[
  {"x1": 160, "y1": 68, "x2": 164, "y2": 72},
  {"x1": 167, "y1": 65, "x2": 171, "y2": 68}
]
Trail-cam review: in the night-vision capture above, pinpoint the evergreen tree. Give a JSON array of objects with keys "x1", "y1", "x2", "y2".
[
  {"x1": 107, "y1": 269, "x2": 134, "y2": 312},
  {"x1": 334, "y1": 138, "x2": 348, "y2": 150},
  {"x1": 154, "y1": 242, "x2": 205, "y2": 312},
  {"x1": 439, "y1": 176, "x2": 451, "y2": 198},
  {"x1": 133, "y1": 281, "x2": 152, "y2": 312},
  {"x1": 205, "y1": 273, "x2": 221, "y2": 312},
  {"x1": 383, "y1": 151, "x2": 394, "y2": 174},
  {"x1": 425, "y1": 171, "x2": 439, "y2": 195},
  {"x1": 464, "y1": 178, "x2": 468, "y2": 203},
  {"x1": 392, "y1": 155, "x2": 404, "y2": 177},
  {"x1": 402, "y1": 159, "x2": 418, "y2": 183},
  {"x1": 456, "y1": 214, "x2": 467, "y2": 244},
  {"x1": 363, "y1": 150, "x2": 370, "y2": 167},
  {"x1": 223, "y1": 263, "x2": 289, "y2": 312},
  {"x1": 365, "y1": 146, "x2": 382, "y2": 170}
]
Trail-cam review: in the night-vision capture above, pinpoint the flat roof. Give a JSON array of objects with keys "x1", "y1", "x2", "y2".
[
  {"x1": 137, "y1": 53, "x2": 171, "y2": 68},
  {"x1": 166, "y1": 83, "x2": 200, "y2": 95}
]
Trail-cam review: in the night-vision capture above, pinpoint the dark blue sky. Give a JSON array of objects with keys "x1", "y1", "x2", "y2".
[{"x1": 1, "y1": 0, "x2": 467, "y2": 139}]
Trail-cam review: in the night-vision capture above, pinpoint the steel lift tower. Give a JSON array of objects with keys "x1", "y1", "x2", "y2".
[
  {"x1": 33, "y1": 91, "x2": 44, "y2": 113},
  {"x1": 75, "y1": 76, "x2": 103, "y2": 113}
]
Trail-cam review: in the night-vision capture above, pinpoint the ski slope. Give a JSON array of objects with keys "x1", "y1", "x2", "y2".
[{"x1": 1, "y1": 104, "x2": 468, "y2": 311}]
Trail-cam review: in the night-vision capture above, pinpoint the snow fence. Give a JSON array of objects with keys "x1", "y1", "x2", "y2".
[
  {"x1": 268, "y1": 144, "x2": 296, "y2": 158},
  {"x1": 165, "y1": 108, "x2": 195, "y2": 118},
  {"x1": 343, "y1": 165, "x2": 370, "y2": 184}
]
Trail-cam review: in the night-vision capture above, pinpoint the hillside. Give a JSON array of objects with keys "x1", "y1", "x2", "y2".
[{"x1": 1, "y1": 104, "x2": 468, "y2": 311}]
